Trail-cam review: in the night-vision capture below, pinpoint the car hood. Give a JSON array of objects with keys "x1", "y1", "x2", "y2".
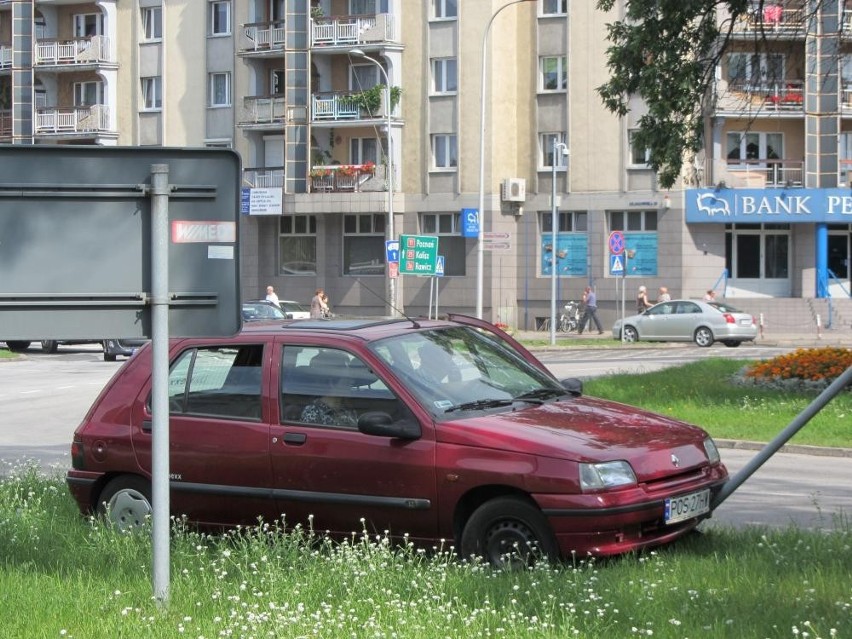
[{"x1": 435, "y1": 395, "x2": 712, "y2": 478}]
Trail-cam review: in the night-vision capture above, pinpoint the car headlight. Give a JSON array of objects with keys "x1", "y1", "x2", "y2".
[
  {"x1": 703, "y1": 437, "x2": 721, "y2": 464},
  {"x1": 579, "y1": 461, "x2": 637, "y2": 491}
]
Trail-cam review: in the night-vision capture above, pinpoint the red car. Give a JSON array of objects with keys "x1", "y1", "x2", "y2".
[{"x1": 66, "y1": 315, "x2": 727, "y2": 567}]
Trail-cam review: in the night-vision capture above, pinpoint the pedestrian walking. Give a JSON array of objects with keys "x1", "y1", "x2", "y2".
[
  {"x1": 657, "y1": 286, "x2": 671, "y2": 303},
  {"x1": 265, "y1": 285, "x2": 280, "y2": 306},
  {"x1": 310, "y1": 288, "x2": 329, "y2": 319},
  {"x1": 637, "y1": 285, "x2": 652, "y2": 313},
  {"x1": 578, "y1": 286, "x2": 604, "y2": 335},
  {"x1": 703, "y1": 289, "x2": 716, "y2": 302}
]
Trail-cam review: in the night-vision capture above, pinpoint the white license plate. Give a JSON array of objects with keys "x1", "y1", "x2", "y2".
[{"x1": 665, "y1": 489, "x2": 710, "y2": 524}]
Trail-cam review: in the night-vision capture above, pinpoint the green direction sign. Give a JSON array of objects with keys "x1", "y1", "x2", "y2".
[{"x1": 399, "y1": 234, "x2": 439, "y2": 275}]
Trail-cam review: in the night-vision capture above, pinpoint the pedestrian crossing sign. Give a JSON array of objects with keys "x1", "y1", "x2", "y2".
[{"x1": 610, "y1": 254, "x2": 624, "y2": 275}]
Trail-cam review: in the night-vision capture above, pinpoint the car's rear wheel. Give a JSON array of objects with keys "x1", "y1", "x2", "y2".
[
  {"x1": 722, "y1": 340, "x2": 741, "y2": 348},
  {"x1": 622, "y1": 325, "x2": 639, "y2": 343},
  {"x1": 460, "y1": 496, "x2": 558, "y2": 569},
  {"x1": 5, "y1": 341, "x2": 31, "y2": 351},
  {"x1": 40, "y1": 340, "x2": 58, "y2": 353},
  {"x1": 694, "y1": 327, "x2": 715, "y2": 347},
  {"x1": 97, "y1": 475, "x2": 152, "y2": 533}
]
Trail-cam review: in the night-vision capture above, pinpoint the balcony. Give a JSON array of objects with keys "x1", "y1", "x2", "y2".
[
  {"x1": 733, "y1": 2, "x2": 805, "y2": 35},
  {"x1": 311, "y1": 13, "x2": 398, "y2": 48},
  {"x1": 244, "y1": 166, "x2": 284, "y2": 188},
  {"x1": 35, "y1": 36, "x2": 115, "y2": 67},
  {"x1": 240, "y1": 21, "x2": 286, "y2": 54},
  {"x1": 0, "y1": 44, "x2": 11, "y2": 69},
  {"x1": 35, "y1": 105, "x2": 112, "y2": 135},
  {"x1": 0, "y1": 109, "x2": 10, "y2": 138},
  {"x1": 312, "y1": 88, "x2": 399, "y2": 122},
  {"x1": 309, "y1": 163, "x2": 388, "y2": 193},
  {"x1": 715, "y1": 80, "x2": 804, "y2": 115},
  {"x1": 238, "y1": 95, "x2": 287, "y2": 127},
  {"x1": 724, "y1": 159, "x2": 803, "y2": 187}
]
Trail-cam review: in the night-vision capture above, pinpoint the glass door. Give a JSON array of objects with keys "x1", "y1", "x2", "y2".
[{"x1": 828, "y1": 230, "x2": 851, "y2": 298}]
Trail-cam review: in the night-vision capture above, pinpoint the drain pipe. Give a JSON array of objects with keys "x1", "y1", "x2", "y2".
[{"x1": 712, "y1": 364, "x2": 852, "y2": 510}]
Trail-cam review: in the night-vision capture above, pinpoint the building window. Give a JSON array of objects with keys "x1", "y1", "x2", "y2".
[
  {"x1": 726, "y1": 52, "x2": 784, "y2": 89},
  {"x1": 540, "y1": 133, "x2": 567, "y2": 169},
  {"x1": 725, "y1": 224, "x2": 790, "y2": 280},
  {"x1": 422, "y1": 213, "x2": 465, "y2": 276},
  {"x1": 141, "y1": 6, "x2": 162, "y2": 40},
  {"x1": 141, "y1": 76, "x2": 162, "y2": 110},
  {"x1": 608, "y1": 210, "x2": 658, "y2": 277},
  {"x1": 204, "y1": 139, "x2": 233, "y2": 148},
  {"x1": 350, "y1": 137, "x2": 380, "y2": 164},
  {"x1": 433, "y1": 0, "x2": 457, "y2": 19},
  {"x1": 209, "y1": 72, "x2": 231, "y2": 107},
  {"x1": 210, "y1": 1, "x2": 231, "y2": 36},
  {"x1": 540, "y1": 56, "x2": 567, "y2": 91},
  {"x1": 73, "y1": 13, "x2": 104, "y2": 37},
  {"x1": 541, "y1": 0, "x2": 568, "y2": 15},
  {"x1": 540, "y1": 211, "x2": 588, "y2": 277},
  {"x1": 431, "y1": 58, "x2": 458, "y2": 94},
  {"x1": 349, "y1": 64, "x2": 380, "y2": 91},
  {"x1": 350, "y1": 0, "x2": 389, "y2": 14},
  {"x1": 73, "y1": 81, "x2": 104, "y2": 106},
  {"x1": 628, "y1": 129, "x2": 650, "y2": 166},
  {"x1": 279, "y1": 215, "x2": 317, "y2": 276},
  {"x1": 432, "y1": 134, "x2": 458, "y2": 169},
  {"x1": 344, "y1": 214, "x2": 386, "y2": 276}
]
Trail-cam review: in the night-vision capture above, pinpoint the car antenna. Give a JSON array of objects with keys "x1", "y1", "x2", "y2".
[{"x1": 359, "y1": 280, "x2": 420, "y2": 328}]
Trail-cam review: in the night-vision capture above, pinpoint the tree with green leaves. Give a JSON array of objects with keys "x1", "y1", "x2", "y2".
[{"x1": 596, "y1": 0, "x2": 826, "y2": 188}]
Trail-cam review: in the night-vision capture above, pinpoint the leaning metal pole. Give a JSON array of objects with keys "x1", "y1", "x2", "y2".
[{"x1": 711, "y1": 364, "x2": 852, "y2": 510}]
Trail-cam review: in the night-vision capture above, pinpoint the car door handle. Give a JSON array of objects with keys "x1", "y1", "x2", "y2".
[
  {"x1": 142, "y1": 420, "x2": 152, "y2": 433},
  {"x1": 283, "y1": 432, "x2": 307, "y2": 446}
]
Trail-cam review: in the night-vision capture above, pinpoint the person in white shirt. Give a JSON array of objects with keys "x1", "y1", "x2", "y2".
[{"x1": 265, "y1": 285, "x2": 280, "y2": 306}]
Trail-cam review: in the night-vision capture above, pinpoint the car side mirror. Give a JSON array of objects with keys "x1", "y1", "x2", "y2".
[
  {"x1": 560, "y1": 378, "x2": 583, "y2": 396},
  {"x1": 357, "y1": 411, "x2": 421, "y2": 440}
]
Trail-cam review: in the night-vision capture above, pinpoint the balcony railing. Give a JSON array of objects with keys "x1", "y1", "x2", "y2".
[
  {"x1": 35, "y1": 105, "x2": 111, "y2": 134},
  {"x1": 309, "y1": 163, "x2": 386, "y2": 193},
  {"x1": 734, "y1": 2, "x2": 805, "y2": 33},
  {"x1": 244, "y1": 167, "x2": 285, "y2": 188},
  {"x1": 35, "y1": 36, "x2": 114, "y2": 66},
  {"x1": 241, "y1": 21, "x2": 286, "y2": 52},
  {"x1": 0, "y1": 110, "x2": 11, "y2": 138},
  {"x1": 239, "y1": 95, "x2": 287, "y2": 125},
  {"x1": 716, "y1": 80, "x2": 804, "y2": 113},
  {"x1": 724, "y1": 159, "x2": 803, "y2": 187},
  {"x1": 312, "y1": 13, "x2": 398, "y2": 47},
  {"x1": 0, "y1": 45, "x2": 11, "y2": 69}
]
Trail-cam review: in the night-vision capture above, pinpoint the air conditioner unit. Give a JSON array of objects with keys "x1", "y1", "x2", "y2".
[{"x1": 501, "y1": 178, "x2": 526, "y2": 202}]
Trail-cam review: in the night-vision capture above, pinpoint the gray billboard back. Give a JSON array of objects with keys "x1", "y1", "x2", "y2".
[{"x1": 0, "y1": 146, "x2": 241, "y2": 339}]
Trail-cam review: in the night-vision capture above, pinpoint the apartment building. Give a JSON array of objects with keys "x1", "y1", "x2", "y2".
[{"x1": 2, "y1": 1, "x2": 846, "y2": 330}]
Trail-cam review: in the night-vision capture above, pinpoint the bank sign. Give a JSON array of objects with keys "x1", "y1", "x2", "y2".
[{"x1": 685, "y1": 188, "x2": 852, "y2": 223}]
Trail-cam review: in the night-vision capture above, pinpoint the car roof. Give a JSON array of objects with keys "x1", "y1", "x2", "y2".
[{"x1": 238, "y1": 316, "x2": 457, "y2": 342}]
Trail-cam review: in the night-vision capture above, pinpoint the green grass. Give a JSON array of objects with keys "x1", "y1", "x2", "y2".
[
  {"x1": 583, "y1": 358, "x2": 852, "y2": 448},
  {"x1": 0, "y1": 466, "x2": 849, "y2": 639}
]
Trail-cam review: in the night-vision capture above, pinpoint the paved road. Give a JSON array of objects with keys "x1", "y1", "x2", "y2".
[{"x1": 1, "y1": 345, "x2": 849, "y2": 531}]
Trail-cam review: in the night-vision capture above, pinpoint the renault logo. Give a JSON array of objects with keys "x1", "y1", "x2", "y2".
[{"x1": 671, "y1": 454, "x2": 680, "y2": 468}]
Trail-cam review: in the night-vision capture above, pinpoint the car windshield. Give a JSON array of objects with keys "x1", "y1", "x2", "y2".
[
  {"x1": 369, "y1": 326, "x2": 566, "y2": 417},
  {"x1": 242, "y1": 303, "x2": 286, "y2": 320},
  {"x1": 707, "y1": 302, "x2": 745, "y2": 314},
  {"x1": 280, "y1": 301, "x2": 307, "y2": 313}
]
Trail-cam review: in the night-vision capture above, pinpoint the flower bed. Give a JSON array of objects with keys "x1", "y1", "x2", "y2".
[{"x1": 735, "y1": 347, "x2": 852, "y2": 393}]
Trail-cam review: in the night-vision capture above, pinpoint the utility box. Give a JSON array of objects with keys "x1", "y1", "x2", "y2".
[{"x1": 0, "y1": 146, "x2": 241, "y2": 339}]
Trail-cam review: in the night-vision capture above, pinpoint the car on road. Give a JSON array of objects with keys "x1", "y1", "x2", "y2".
[
  {"x1": 4, "y1": 338, "x2": 147, "y2": 361},
  {"x1": 611, "y1": 299, "x2": 758, "y2": 347},
  {"x1": 66, "y1": 315, "x2": 728, "y2": 567},
  {"x1": 241, "y1": 300, "x2": 288, "y2": 322},
  {"x1": 278, "y1": 300, "x2": 310, "y2": 319}
]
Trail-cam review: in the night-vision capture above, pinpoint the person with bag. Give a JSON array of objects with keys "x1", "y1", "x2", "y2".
[{"x1": 578, "y1": 286, "x2": 604, "y2": 335}]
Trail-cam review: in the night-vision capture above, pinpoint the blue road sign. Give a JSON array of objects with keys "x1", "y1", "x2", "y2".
[
  {"x1": 610, "y1": 254, "x2": 625, "y2": 275},
  {"x1": 461, "y1": 208, "x2": 480, "y2": 237},
  {"x1": 435, "y1": 255, "x2": 445, "y2": 277},
  {"x1": 385, "y1": 240, "x2": 400, "y2": 263}
]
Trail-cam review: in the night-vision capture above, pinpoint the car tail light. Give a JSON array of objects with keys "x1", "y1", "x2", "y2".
[
  {"x1": 722, "y1": 313, "x2": 736, "y2": 324},
  {"x1": 71, "y1": 438, "x2": 85, "y2": 470}
]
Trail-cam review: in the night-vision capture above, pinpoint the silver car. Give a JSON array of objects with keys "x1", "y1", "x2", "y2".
[{"x1": 611, "y1": 299, "x2": 758, "y2": 347}]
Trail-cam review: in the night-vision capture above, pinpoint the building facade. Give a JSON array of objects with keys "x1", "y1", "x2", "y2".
[{"x1": 1, "y1": 0, "x2": 849, "y2": 331}]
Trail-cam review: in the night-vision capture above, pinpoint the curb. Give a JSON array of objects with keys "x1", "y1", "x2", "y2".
[{"x1": 715, "y1": 439, "x2": 852, "y2": 458}]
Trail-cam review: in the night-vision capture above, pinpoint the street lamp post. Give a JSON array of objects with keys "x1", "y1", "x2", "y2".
[
  {"x1": 477, "y1": 0, "x2": 536, "y2": 320},
  {"x1": 351, "y1": 49, "x2": 396, "y2": 316},
  {"x1": 550, "y1": 139, "x2": 568, "y2": 346}
]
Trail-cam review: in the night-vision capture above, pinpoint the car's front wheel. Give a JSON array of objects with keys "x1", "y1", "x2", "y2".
[
  {"x1": 41, "y1": 340, "x2": 58, "y2": 353},
  {"x1": 460, "y1": 496, "x2": 558, "y2": 569},
  {"x1": 622, "y1": 325, "x2": 639, "y2": 343},
  {"x1": 103, "y1": 341, "x2": 117, "y2": 362},
  {"x1": 5, "y1": 341, "x2": 31, "y2": 351},
  {"x1": 97, "y1": 475, "x2": 152, "y2": 533},
  {"x1": 694, "y1": 327, "x2": 715, "y2": 347}
]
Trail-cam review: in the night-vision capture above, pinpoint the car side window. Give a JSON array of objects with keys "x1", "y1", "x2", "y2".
[
  {"x1": 163, "y1": 344, "x2": 264, "y2": 421},
  {"x1": 280, "y1": 345, "x2": 407, "y2": 429},
  {"x1": 677, "y1": 302, "x2": 701, "y2": 314},
  {"x1": 648, "y1": 303, "x2": 674, "y2": 316}
]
